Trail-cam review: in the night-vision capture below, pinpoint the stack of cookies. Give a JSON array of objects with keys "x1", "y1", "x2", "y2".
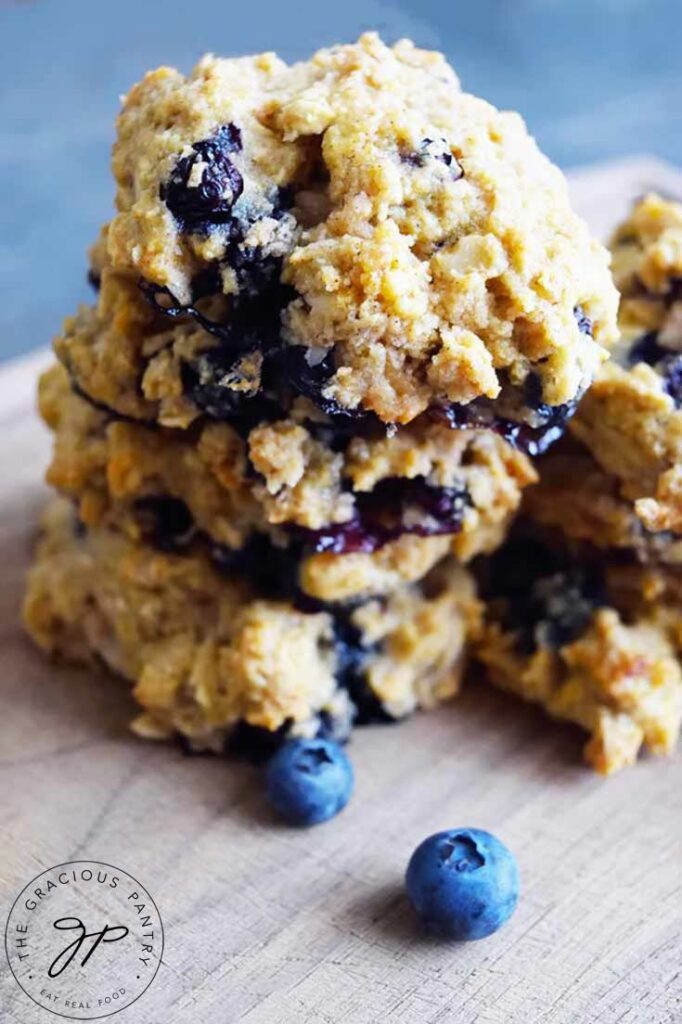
[
  {"x1": 24, "y1": 35, "x2": 619, "y2": 759},
  {"x1": 480, "y1": 195, "x2": 682, "y2": 773}
]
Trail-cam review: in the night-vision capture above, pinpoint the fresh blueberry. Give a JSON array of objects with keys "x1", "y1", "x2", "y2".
[
  {"x1": 405, "y1": 828, "x2": 519, "y2": 940},
  {"x1": 265, "y1": 738, "x2": 354, "y2": 826}
]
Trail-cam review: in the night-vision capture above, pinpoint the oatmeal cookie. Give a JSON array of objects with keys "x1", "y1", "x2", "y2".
[
  {"x1": 569, "y1": 195, "x2": 682, "y2": 534},
  {"x1": 40, "y1": 362, "x2": 536, "y2": 598},
  {"x1": 524, "y1": 441, "x2": 682, "y2": 566},
  {"x1": 78, "y1": 33, "x2": 616, "y2": 426},
  {"x1": 476, "y1": 531, "x2": 682, "y2": 774},
  {"x1": 24, "y1": 500, "x2": 481, "y2": 750}
]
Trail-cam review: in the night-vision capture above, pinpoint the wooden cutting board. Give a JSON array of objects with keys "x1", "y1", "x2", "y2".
[{"x1": 1, "y1": 159, "x2": 681, "y2": 1024}]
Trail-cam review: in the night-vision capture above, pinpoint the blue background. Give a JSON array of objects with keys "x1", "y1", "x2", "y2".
[{"x1": 2, "y1": 0, "x2": 681, "y2": 362}]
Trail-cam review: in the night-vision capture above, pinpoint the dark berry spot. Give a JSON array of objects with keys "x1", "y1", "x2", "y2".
[
  {"x1": 297, "y1": 477, "x2": 471, "y2": 555},
  {"x1": 282, "y1": 347, "x2": 370, "y2": 421},
  {"x1": 574, "y1": 304, "x2": 593, "y2": 336},
  {"x1": 134, "y1": 496, "x2": 195, "y2": 552},
  {"x1": 628, "y1": 332, "x2": 682, "y2": 407},
  {"x1": 226, "y1": 242, "x2": 284, "y2": 297},
  {"x1": 627, "y1": 331, "x2": 667, "y2": 367},
  {"x1": 527, "y1": 569, "x2": 604, "y2": 649},
  {"x1": 160, "y1": 124, "x2": 243, "y2": 232},
  {"x1": 660, "y1": 354, "x2": 682, "y2": 407},
  {"x1": 481, "y1": 534, "x2": 606, "y2": 653},
  {"x1": 226, "y1": 720, "x2": 291, "y2": 763},
  {"x1": 210, "y1": 535, "x2": 302, "y2": 601},
  {"x1": 402, "y1": 137, "x2": 464, "y2": 180},
  {"x1": 333, "y1": 615, "x2": 393, "y2": 725},
  {"x1": 433, "y1": 397, "x2": 575, "y2": 458},
  {"x1": 181, "y1": 351, "x2": 280, "y2": 425}
]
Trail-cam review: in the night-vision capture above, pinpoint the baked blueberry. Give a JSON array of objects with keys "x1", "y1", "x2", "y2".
[
  {"x1": 333, "y1": 615, "x2": 394, "y2": 725},
  {"x1": 660, "y1": 354, "x2": 682, "y2": 407},
  {"x1": 265, "y1": 738, "x2": 354, "y2": 826},
  {"x1": 160, "y1": 123, "x2": 244, "y2": 232},
  {"x1": 574, "y1": 304, "x2": 593, "y2": 336},
  {"x1": 87, "y1": 268, "x2": 101, "y2": 292},
  {"x1": 299, "y1": 477, "x2": 471, "y2": 555},
  {"x1": 435, "y1": 393, "x2": 577, "y2": 458},
  {"x1": 405, "y1": 828, "x2": 519, "y2": 940},
  {"x1": 402, "y1": 137, "x2": 464, "y2": 180},
  {"x1": 481, "y1": 533, "x2": 606, "y2": 653},
  {"x1": 134, "y1": 496, "x2": 195, "y2": 551},
  {"x1": 626, "y1": 334, "x2": 682, "y2": 406}
]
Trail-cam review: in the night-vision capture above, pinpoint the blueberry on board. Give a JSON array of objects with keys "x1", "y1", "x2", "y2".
[
  {"x1": 265, "y1": 738, "x2": 354, "y2": 826},
  {"x1": 405, "y1": 828, "x2": 519, "y2": 940}
]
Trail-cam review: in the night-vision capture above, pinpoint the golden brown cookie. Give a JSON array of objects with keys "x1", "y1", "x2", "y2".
[{"x1": 24, "y1": 500, "x2": 482, "y2": 751}]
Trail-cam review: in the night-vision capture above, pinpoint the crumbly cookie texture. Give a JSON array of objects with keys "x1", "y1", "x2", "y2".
[
  {"x1": 104, "y1": 32, "x2": 616, "y2": 422},
  {"x1": 525, "y1": 441, "x2": 682, "y2": 566},
  {"x1": 569, "y1": 195, "x2": 682, "y2": 534},
  {"x1": 24, "y1": 500, "x2": 481, "y2": 748},
  {"x1": 480, "y1": 608, "x2": 682, "y2": 774},
  {"x1": 40, "y1": 362, "x2": 536, "y2": 598},
  {"x1": 476, "y1": 532, "x2": 682, "y2": 774}
]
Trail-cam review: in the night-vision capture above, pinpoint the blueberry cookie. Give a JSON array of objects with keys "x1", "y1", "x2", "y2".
[
  {"x1": 25, "y1": 32, "x2": 623, "y2": 770},
  {"x1": 476, "y1": 531, "x2": 682, "y2": 774},
  {"x1": 24, "y1": 500, "x2": 481, "y2": 749},
  {"x1": 63, "y1": 32, "x2": 617, "y2": 430},
  {"x1": 524, "y1": 441, "x2": 682, "y2": 566},
  {"x1": 568, "y1": 195, "x2": 682, "y2": 535},
  {"x1": 518, "y1": 196, "x2": 682, "y2": 568},
  {"x1": 40, "y1": 362, "x2": 536, "y2": 601}
]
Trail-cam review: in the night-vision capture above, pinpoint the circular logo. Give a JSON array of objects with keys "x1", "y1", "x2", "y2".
[{"x1": 4, "y1": 861, "x2": 163, "y2": 1019}]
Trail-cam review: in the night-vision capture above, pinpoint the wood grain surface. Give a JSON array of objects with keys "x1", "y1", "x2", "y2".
[{"x1": 1, "y1": 161, "x2": 681, "y2": 1024}]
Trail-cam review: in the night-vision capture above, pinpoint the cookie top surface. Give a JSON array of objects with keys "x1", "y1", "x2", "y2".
[{"x1": 106, "y1": 33, "x2": 617, "y2": 424}]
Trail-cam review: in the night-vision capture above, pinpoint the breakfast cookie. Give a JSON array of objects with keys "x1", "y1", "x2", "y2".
[
  {"x1": 568, "y1": 194, "x2": 682, "y2": 534},
  {"x1": 524, "y1": 441, "x2": 682, "y2": 566},
  {"x1": 476, "y1": 531, "x2": 682, "y2": 774},
  {"x1": 61, "y1": 33, "x2": 617, "y2": 430},
  {"x1": 40, "y1": 362, "x2": 536, "y2": 591},
  {"x1": 24, "y1": 500, "x2": 482, "y2": 750}
]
